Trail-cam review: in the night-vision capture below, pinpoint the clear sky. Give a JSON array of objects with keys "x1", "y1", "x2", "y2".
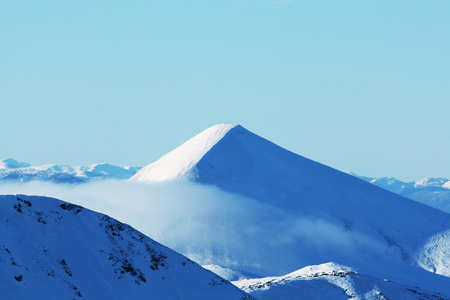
[{"x1": 1, "y1": 1, "x2": 449, "y2": 181}]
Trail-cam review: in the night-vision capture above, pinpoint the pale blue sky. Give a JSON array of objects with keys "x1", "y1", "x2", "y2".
[{"x1": 1, "y1": 1, "x2": 449, "y2": 181}]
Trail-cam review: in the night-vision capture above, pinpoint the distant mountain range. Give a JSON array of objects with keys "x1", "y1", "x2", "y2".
[
  {"x1": 351, "y1": 173, "x2": 450, "y2": 213},
  {"x1": 0, "y1": 159, "x2": 140, "y2": 183}
]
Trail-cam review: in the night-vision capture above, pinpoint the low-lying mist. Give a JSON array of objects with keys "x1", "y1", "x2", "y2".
[{"x1": 0, "y1": 180, "x2": 385, "y2": 276}]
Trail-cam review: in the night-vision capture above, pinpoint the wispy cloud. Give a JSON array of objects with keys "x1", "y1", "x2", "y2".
[{"x1": 0, "y1": 178, "x2": 384, "y2": 276}]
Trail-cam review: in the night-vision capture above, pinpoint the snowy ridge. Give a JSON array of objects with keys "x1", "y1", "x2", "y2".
[
  {"x1": 131, "y1": 123, "x2": 237, "y2": 182},
  {"x1": 234, "y1": 262, "x2": 448, "y2": 300},
  {"x1": 235, "y1": 262, "x2": 356, "y2": 291},
  {"x1": 0, "y1": 194, "x2": 253, "y2": 299}
]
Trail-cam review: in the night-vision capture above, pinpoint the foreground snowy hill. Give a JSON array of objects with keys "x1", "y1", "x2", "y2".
[
  {"x1": 131, "y1": 123, "x2": 450, "y2": 296},
  {"x1": 351, "y1": 173, "x2": 450, "y2": 213},
  {"x1": 234, "y1": 262, "x2": 448, "y2": 300},
  {"x1": 0, "y1": 194, "x2": 253, "y2": 299},
  {"x1": 0, "y1": 159, "x2": 140, "y2": 183}
]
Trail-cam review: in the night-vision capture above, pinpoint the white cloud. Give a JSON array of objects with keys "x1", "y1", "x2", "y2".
[{"x1": 0, "y1": 179, "x2": 385, "y2": 276}]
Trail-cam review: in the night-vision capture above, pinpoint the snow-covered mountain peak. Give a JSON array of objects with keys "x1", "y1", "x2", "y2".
[
  {"x1": 130, "y1": 124, "x2": 450, "y2": 289},
  {"x1": 130, "y1": 123, "x2": 239, "y2": 182},
  {"x1": 369, "y1": 176, "x2": 401, "y2": 185},
  {"x1": 414, "y1": 177, "x2": 449, "y2": 188},
  {"x1": 0, "y1": 158, "x2": 31, "y2": 169}
]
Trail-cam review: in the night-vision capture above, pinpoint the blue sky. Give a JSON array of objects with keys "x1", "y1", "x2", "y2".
[{"x1": 1, "y1": 1, "x2": 449, "y2": 181}]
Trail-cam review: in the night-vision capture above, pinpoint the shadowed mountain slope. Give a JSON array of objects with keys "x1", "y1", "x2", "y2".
[{"x1": 0, "y1": 194, "x2": 253, "y2": 300}]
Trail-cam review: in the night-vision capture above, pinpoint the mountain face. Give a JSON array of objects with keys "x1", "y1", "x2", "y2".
[
  {"x1": 0, "y1": 194, "x2": 253, "y2": 299},
  {"x1": 131, "y1": 123, "x2": 450, "y2": 297},
  {"x1": 351, "y1": 173, "x2": 450, "y2": 213},
  {"x1": 0, "y1": 159, "x2": 140, "y2": 183}
]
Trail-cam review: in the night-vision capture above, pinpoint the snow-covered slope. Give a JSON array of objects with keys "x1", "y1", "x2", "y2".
[
  {"x1": 0, "y1": 159, "x2": 140, "y2": 183},
  {"x1": 234, "y1": 262, "x2": 448, "y2": 300},
  {"x1": 0, "y1": 194, "x2": 253, "y2": 299},
  {"x1": 352, "y1": 174, "x2": 450, "y2": 213},
  {"x1": 131, "y1": 123, "x2": 450, "y2": 295}
]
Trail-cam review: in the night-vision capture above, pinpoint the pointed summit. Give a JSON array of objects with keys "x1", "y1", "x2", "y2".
[
  {"x1": 131, "y1": 123, "x2": 422, "y2": 208},
  {"x1": 131, "y1": 124, "x2": 445, "y2": 216},
  {"x1": 131, "y1": 123, "x2": 356, "y2": 207},
  {"x1": 130, "y1": 123, "x2": 239, "y2": 182}
]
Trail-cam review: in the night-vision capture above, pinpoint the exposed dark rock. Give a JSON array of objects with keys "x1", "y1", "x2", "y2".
[
  {"x1": 59, "y1": 259, "x2": 72, "y2": 277},
  {"x1": 60, "y1": 203, "x2": 83, "y2": 214}
]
